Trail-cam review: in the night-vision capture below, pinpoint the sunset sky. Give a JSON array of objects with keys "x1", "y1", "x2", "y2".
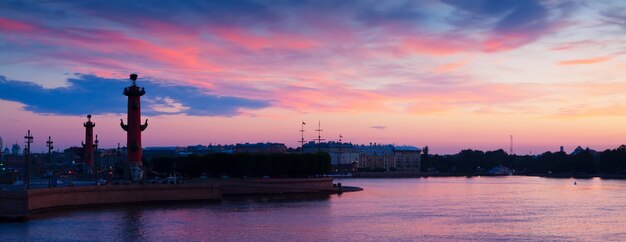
[{"x1": 1, "y1": 0, "x2": 626, "y2": 154}]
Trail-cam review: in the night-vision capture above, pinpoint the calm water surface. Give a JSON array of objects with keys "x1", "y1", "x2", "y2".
[{"x1": 1, "y1": 176, "x2": 625, "y2": 241}]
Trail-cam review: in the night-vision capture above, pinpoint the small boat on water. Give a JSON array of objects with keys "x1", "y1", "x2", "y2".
[{"x1": 488, "y1": 165, "x2": 514, "y2": 175}]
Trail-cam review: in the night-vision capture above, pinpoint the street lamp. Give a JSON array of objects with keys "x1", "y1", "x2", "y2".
[
  {"x1": 46, "y1": 136, "x2": 54, "y2": 188},
  {"x1": 24, "y1": 130, "x2": 33, "y2": 190},
  {"x1": 117, "y1": 142, "x2": 121, "y2": 181}
]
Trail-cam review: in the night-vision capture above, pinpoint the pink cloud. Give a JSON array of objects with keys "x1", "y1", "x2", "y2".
[
  {"x1": 0, "y1": 20, "x2": 227, "y2": 82},
  {"x1": 550, "y1": 40, "x2": 601, "y2": 51},
  {"x1": 401, "y1": 36, "x2": 472, "y2": 56},
  {"x1": 558, "y1": 56, "x2": 612, "y2": 65},
  {"x1": 482, "y1": 33, "x2": 537, "y2": 52},
  {"x1": 0, "y1": 17, "x2": 37, "y2": 32},
  {"x1": 212, "y1": 26, "x2": 319, "y2": 51},
  {"x1": 435, "y1": 61, "x2": 468, "y2": 73},
  {"x1": 268, "y1": 81, "x2": 388, "y2": 112}
]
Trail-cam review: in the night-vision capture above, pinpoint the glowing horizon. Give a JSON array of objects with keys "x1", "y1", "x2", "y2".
[{"x1": 1, "y1": 0, "x2": 626, "y2": 154}]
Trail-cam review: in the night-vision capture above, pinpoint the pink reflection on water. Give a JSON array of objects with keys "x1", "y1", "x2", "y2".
[
  {"x1": 4, "y1": 177, "x2": 626, "y2": 241},
  {"x1": 328, "y1": 176, "x2": 626, "y2": 241}
]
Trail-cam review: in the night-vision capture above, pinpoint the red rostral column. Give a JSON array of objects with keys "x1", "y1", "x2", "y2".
[
  {"x1": 82, "y1": 114, "x2": 96, "y2": 169},
  {"x1": 82, "y1": 114, "x2": 95, "y2": 167},
  {"x1": 120, "y1": 74, "x2": 148, "y2": 167}
]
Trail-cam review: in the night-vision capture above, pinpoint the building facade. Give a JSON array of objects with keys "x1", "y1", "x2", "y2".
[
  {"x1": 302, "y1": 141, "x2": 360, "y2": 172},
  {"x1": 393, "y1": 146, "x2": 421, "y2": 172},
  {"x1": 234, "y1": 143, "x2": 288, "y2": 153},
  {"x1": 354, "y1": 144, "x2": 421, "y2": 172},
  {"x1": 355, "y1": 144, "x2": 395, "y2": 171},
  {"x1": 11, "y1": 143, "x2": 20, "y2": 155}
]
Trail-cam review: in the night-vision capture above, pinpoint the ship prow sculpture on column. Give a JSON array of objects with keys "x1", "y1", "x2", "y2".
[{"x1": 120, "y1": 73, "x2": 148, "y2": 181}]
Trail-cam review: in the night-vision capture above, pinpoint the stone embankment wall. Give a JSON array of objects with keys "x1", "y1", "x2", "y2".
[
  {"x1": 0, "y1": 183, "x2": 220, "y2": 218},
  {"x1": 0, "y1": 191, "x2": 28, "y2": 217},
  {"x1": 0, "y1": 178, "x2": 335, "y2": 218},
  {"x1": 221, "y1": 177, "x2": 334, "y2": 195}
]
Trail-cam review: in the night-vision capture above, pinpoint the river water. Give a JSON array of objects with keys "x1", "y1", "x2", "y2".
[{"x1": 1, "y1": 176, "x2": 625, "y2": 241}]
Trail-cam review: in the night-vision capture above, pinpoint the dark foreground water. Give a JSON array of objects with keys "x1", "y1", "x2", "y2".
[{"x1": 1, "y1": 177, "x2": 625, "y2": 241}]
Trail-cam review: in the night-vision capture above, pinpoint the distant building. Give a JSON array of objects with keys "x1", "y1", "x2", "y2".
[
  {"x1": 234, "y1": 143, "x2": 287, "y2": 153},
  {"x1": 2, "y1": 152, "x2": 50, "y2": 172},
  {"x1": 64, "y1": 146, "x2": 84, "y2": 164},
  {"x1": 143, "y1": 147, "x2": 180, "y2": 160},
  {"x1": 206, "y1": 144, "x2": 234, "y2": 153},
  {"x1": 355, "y1": 144, "x2": 395, "y2": 171},
  {"x1": 303, "y1": 141, "x2": 360, "y2": 172},
  {"x1": 2, "y1": 154, "x2": 24, "y2": 167},
  {"x1": 97, "y1": 148, "x2": 125, "y2": 169},
  {"x1": 187, "y1": 145, "x2": 210, "y2": 155},
  {"x1": 11, "y1": 143, "x2": 20, "y2": 155},
  {"x1": 354, "y1": 144, "x2": 421, "y2": 172},
  {"x1": 393, "y1": 146, "x2": 421, "y2": 172},
  {"x1": 143, "y1": 144, "x2": 239, "y2": 161}
]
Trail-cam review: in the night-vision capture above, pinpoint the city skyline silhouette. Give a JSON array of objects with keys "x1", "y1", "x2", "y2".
[{"x1": 1, "y1": 1, "x2": 625, "y2": 154}]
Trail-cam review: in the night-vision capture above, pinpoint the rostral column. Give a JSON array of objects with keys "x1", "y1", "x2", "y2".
[
  {"x1": 120, "y1": 73, "x2": 148, "y2": 180},
  {"x1": 82, "y1": 114, "x2": 95, "y2": 169}
]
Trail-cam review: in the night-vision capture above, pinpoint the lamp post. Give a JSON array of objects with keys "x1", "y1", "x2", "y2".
[
  {"x1": 24, "y1": 130, "x2": 33, "y2": 190},
  {"x1": 46, "y1": 136, "x2": 54, "y2": 188},
  {"x1": 94, "y1": 135, "x2": 99, "y2": 185},
  {"x1": 117, "y1": 142, "x2": 121, "y2": 181},
  {"x1": 338, "y1": 134, "x2": 342, "y2": 173}
]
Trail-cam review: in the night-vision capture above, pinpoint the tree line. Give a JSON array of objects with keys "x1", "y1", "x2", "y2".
[
  {"x1": 421, "y1": 145, "x2": 626, "y2": 174},
  {"x1": 148, "y1": 152, "x2": 331, "y2": 178}
]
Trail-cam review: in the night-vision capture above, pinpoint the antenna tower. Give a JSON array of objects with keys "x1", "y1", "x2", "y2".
[
  {"x1": 338, "y1": 134, "x2": 343, "y2": 168},
  {"x1": 299, "y1": 122, "x2": 306, "y2": 152},
  {"x1": 315, "y1": 121, "x2": 325, "y2": 152}
]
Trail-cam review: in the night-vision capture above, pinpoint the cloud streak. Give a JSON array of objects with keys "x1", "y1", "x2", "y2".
[{"x1": 558, "y1": 56, "x2": 612, "y2": 65}]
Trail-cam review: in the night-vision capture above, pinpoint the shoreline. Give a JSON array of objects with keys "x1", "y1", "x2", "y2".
[{"x1": 351, "y1": 172, "x2": 626, "y2": 179}]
